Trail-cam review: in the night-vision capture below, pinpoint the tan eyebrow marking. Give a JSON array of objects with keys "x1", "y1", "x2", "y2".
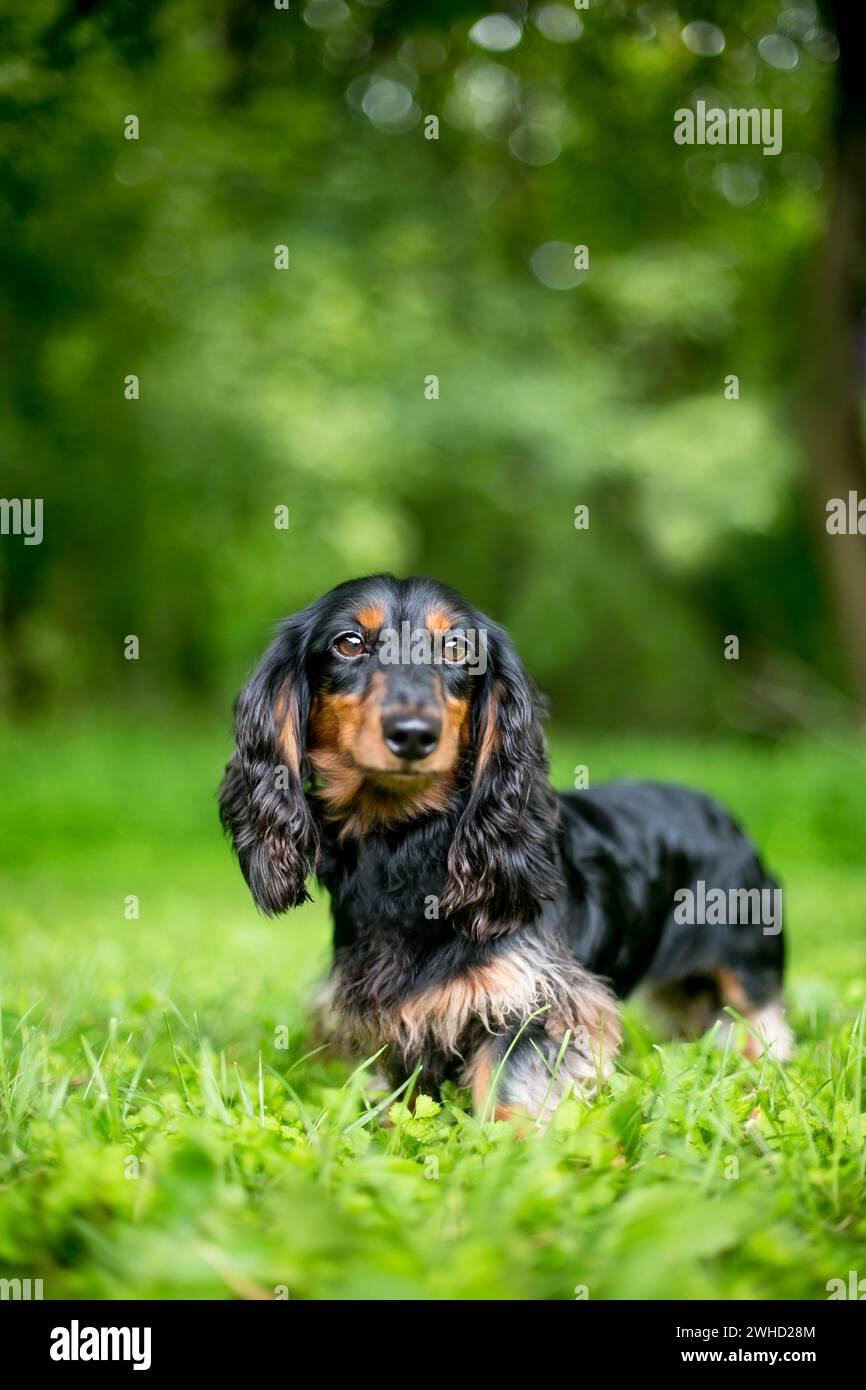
[
  {"x1": 355, "y1": 604, "x2": 384, "y2": 630},
  {"x1": 425, "y1": 608, "x2": 453, "y2": 634}
]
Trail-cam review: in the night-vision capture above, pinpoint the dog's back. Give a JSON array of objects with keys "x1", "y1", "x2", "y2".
[{"x1": 556, "y1": 779, "x2": 789, "y2": 1054}]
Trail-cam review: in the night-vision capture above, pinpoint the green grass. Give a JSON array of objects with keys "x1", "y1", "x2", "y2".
[{"x1": 1, "y1": 719, "x2": 864, "y2": 1300}]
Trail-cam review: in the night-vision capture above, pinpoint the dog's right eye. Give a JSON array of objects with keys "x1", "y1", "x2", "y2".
[{"x1": 333, "y1": 633, "x2": 367, "y2": 659}]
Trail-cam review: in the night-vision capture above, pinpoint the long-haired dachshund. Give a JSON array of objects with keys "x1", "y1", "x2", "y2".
[{"x1": 219, "y1": 575, "x2": 792, "y2": 1122}]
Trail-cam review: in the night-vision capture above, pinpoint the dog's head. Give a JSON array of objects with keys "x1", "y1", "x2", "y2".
[{"x1": 219, "y1": 574, "x2": 559, "y2": 938}]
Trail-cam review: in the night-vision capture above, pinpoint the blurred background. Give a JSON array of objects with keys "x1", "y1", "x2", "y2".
[
  {"x1": 2, "y1": 0, "x2": 866, "y2": 1303},
  {"x1": 1, "y1": 0, "x2": 863, "y2": 735}
]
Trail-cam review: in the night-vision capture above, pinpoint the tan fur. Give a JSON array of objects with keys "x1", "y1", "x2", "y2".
[
  {"x1": 463, "y1": 1039, "x2": 497, "y2": 1111},
  {"x1": 310, "y1": 750, "x2": 457, "y2": 835},
  {"x1": 425, "y1": 607, "x2": 453, "y2": 634},
  {"x1": 355, "y1": 604, "x2": 384, "y2": 630},
  {"x1": 714, "y1": 967, "x2": 795, "y2": 1058},
  {"x1": 308, "y1": 674, "x2": 469, "y2": 835},
  {"x1": 461, "y1": 1040, "x2": 525, "y2": 1124},
  {"x1": 440, "y1": 690, "x2": 471, "y2": 756},
  {"x1": 644, "y1": 970, "x2": 795, "y2": 1064},
  {"x1": 273, "y1": 681, "x2": 301, "y2": 775},
  {"x1": 470, "y1": 1033, "x2": 611, "y2": 1125},
  {"x1": 475, "y1": 688, "x2": 501, "y2": 774},
  {"x1": 326, "y1": 930, "x2": 622, "y2": 1070},
  {"x1": 715, "y1": 966, "x2": 752, "y2": 1015}
]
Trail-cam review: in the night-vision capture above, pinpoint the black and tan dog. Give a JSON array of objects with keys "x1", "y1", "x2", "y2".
[{"x1": 219, "y1": 574, "x2": 792, "y2": 1122}]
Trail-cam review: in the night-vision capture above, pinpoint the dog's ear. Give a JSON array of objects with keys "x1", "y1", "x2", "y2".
[
  {"x1": 441, "y1": 619, "x2": 560, "y2": 941},
  {"x1": 219, "y1": 614, "x2": 318, "y2": 915}
]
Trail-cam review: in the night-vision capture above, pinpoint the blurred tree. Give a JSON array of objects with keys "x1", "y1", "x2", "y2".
[
  {"x1": 0, "y1": 0, "x2": 855, "y2": 731},
  {"x1": 803, "y1": 0, "x2": 866, "y2": 702}
]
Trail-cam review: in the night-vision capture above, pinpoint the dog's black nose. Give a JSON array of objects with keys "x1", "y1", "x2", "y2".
[{"x1": 382, "y1": 711, "x2": 441, "y2": 761}]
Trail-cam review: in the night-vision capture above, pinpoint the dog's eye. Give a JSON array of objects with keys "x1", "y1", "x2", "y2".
[
  {"x1": 442, "y1": 634, "x2": 469, "y2": 664},
  {"x1": 333, "y1": 632, "x2": 367, "y2": 659}
]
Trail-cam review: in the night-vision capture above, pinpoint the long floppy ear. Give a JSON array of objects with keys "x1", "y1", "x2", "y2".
[
  {"x1": 218, "y1": 615, "x2": 318, "y2": 915},
  {"x1": 440, "y1": 620, "x2": 560, "y2": 941}
]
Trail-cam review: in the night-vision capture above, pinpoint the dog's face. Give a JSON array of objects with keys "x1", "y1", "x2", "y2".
[
  {"x1": 219, "y1": 574, "x2": 559, "y2": 938},
  {"x1": 304, "y1": 576, "x2": 482, "y2": 826}
]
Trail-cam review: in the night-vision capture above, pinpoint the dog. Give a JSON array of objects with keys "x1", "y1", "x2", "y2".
[{"x1": 219, "y1": 574, "x2": 792, "y2": 1122}]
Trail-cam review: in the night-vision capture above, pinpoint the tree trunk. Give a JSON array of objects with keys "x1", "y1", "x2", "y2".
[{"x1": 803, "y1": 3, "x2": 866, "y2": 704}]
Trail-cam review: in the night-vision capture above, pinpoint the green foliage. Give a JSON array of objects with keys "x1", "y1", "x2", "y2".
[
  {"x1": 1, "y1": 719, "x2": 863, "y2": 1299},
  {"x1": 0, "y1": 0, "x2": 844, "y2": 726}
]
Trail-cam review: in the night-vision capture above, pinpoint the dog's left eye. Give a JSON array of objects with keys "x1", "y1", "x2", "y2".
[
  {"x1": 333, "y1": 633, "x2": 367, "y2": 659},
  {"x1": 442, "y1": 634, "x2": 469, "y2": 663}
]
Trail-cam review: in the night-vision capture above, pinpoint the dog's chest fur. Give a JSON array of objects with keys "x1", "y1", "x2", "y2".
[
  {"x1": 317, "y1": 819, "x2": 481, "y2": 1042},
  {"x1": 315, "y1": 819, "x2": 620, "y2": 1085}
]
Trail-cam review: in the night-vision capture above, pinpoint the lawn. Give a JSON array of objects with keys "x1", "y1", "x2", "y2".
[{"x1": 0, "y1": 719, "x2": 864, "y2": 1300}]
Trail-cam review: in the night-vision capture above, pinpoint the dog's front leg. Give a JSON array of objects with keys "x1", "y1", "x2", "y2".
[{"x1": 463, "y1": 1011, "x2": 619, "y2": 1127}]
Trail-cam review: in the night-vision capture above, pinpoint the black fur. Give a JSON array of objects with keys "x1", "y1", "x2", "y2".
[
  {"x1": 440, "y1": 615, "x2": 561, "y2": 939},
  {"x1": 219, "y1": 611, "x2": 319, "y2": 914},
  {"x1": 219, "y1": 575, "x2": 788, "y2": 1106}
]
